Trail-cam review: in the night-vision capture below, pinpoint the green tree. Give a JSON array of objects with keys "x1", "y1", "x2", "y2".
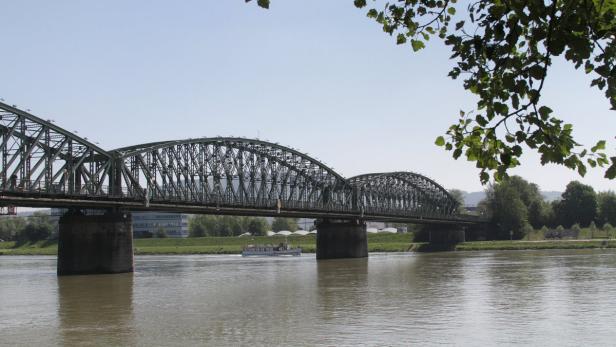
[
  {"x1": 554, "y1": 181, "x2": 598, "y2": 227},
  {"x1": 249, "y1": 0, "x2": 616, "y2": 182},
  {"x1": 528, "y1": 199, "x2": 553, "y2": 229},
  {"x1": 271, "y1": 217, "x2": 298, "y2": 232},
  {"x1": 479, "y1": 175, "x2": 551, "y2": 238},
  {"x1": 18, "y1": 212, "x2": 54, "y2": 242},
  {"x1": 189, "y1": 222, "x2": 206, "y2": 237},
  {"x1": 504, "y1": 176, "x2": 543, "y2": 207},
  {"x1": 247, "y1": 217, "x2": 267, "y2": 236},
  {"x1": 481, "y1": 181, "x2": 529, "y2": 239},
  {"x1": 189, "y1": 215, "x2": 268, "y2": 236},
  {"x1": 448, "y1": 189, "x2": 466, "y2": 213},
  {"x1": 597, "y1": 191, "x2": 616, "y2": 226},
  {"x1": 0, "y1": 216, "x2": 26, "y2": 241},
  {"x1": 189, "y1": 215, "x2": 212, "y2": 237}
]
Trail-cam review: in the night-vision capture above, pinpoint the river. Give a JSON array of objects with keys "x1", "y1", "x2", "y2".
[{"x1": 1, "y1": 250, "x2": 616, "y2": 346}]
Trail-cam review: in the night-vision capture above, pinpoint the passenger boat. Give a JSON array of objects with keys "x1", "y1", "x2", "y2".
[{"x1": 241, "y1": 242, "x2": 302, "y2": 257}]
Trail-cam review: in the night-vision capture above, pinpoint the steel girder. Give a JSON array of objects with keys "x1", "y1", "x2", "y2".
[
  {"x1": 111, "y1": 138, "x2": 353, "y2": 212},
  {"x1": 0, "y1": 102, "x2": 113, "y2": 197}
]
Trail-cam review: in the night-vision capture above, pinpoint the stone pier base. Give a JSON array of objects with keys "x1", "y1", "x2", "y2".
[
  {"x1": 316, "y1": 219, "x2": 368, "y2": 259},
  {"x1": 57, "y1": 211, "x2": 133, "y2": 276}
]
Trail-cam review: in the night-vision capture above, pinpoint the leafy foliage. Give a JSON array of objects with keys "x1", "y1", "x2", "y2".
[
  {"x1": 247, "y1": 217, "x2": 267, "y2": 236},
  {"x1": 480, "y1": 176, "x2": 537, "y2": 239},
  {"x1": 248, "y1": 0, "x2": 616, "y2": 183},
  {"x1": 448, "y1": 189, "x2": 466, "y2": 213},
  {"x1": 597, "y1": 190, "x2": 616, "y2": 226},
  {"x1": 271, "y1": 217, "x2": 298, "y2": 232},
  {"x1": 189, "y1": 215, "x2": 269, "y2": 237},
  {"x1": 528, "y1": 199, "x2": 553, "y2": 229},
  {"x1": 0, "y1": 212, "x2": 55, "y2": 243},
  {"x1": 554, "y1": 181, "x2": 598, "y2": 227},
  {"x1": 0, "y1": 216, "x2": 26, "y2": 241}
]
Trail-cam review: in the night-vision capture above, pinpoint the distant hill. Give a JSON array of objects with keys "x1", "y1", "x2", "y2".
[
  {"x1": 462, "y1": 191, "x2": 486, "y2": 207},
  {"x1": 459, "y1": 190, "x2": 562, "y2": 207}
]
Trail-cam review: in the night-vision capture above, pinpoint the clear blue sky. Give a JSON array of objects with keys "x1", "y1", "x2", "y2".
[{"x1": 2, "y1": 1, "x2": 614, "y2": 192}]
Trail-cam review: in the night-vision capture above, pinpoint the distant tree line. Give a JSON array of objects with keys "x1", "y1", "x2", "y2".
[
  {"x1": 188, "y1": 216, "x2": 300, "y2": 237},
  {"x1": 0, "y1": 212, "x2": 55, "y2": 243},
  {"x1": 477, "y1": 176, "x2": 616, "y2": 240}
]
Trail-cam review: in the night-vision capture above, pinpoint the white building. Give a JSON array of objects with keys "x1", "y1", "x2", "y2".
[{"x1": 133, "y1": 212, "x2": 189, "y2": 238}]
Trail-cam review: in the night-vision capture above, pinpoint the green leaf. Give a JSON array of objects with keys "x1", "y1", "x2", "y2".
[
  {"x1": 396, "y1": 34, "x2": 406, "y2": 45},
  {"x1": 353, "y1": 0, "x2": 366, "y2": 8},
  {"x1": 512, "y1": 146, "x2": 522, "y2": 156},
  {"x1": 480, "y1": 171, "x2": 490, "y2": 184},
  {"x1": 435, "y1": 136, "x2": 446, "y2": 146},
  {"x1": 538, "y1": 106, "x2": 552, "y2": 120},
  {"x1": 447, "y1": 7, "x2": 456, "y2": 15},
  {"x1": 591, "y1": 140, "x2": 606, "y2": 152},
  {"x1": 257, "y1": 0, "x2": 269, "y2": 9},
  {"x1": 577, "y1": 164, "x2": 587, "y2": 177},
  {"x1": 528, "y1": 65, "x2": 545, "y2": 80},
  {"x1": 605, "y1": 158, "x2": 616, "y2": 179},
  {"x1": 476, "y1": 115, "x2": 488, "y2": 126},
  {"x1": 411, "y1": 39, "x2": 425, "y2": 52}
]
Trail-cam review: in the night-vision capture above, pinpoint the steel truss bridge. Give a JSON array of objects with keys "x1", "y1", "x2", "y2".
[{"x1": 0, "y1": 102, "x2": 479, "y2": 224}]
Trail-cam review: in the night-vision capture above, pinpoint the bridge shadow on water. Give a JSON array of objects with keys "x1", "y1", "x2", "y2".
[
  {"x1": 315, "y1": 258, "x2": 371, "y2": 324},
  {"x1": 57, "y1": 273, "x2": 135, "y2": 345}
]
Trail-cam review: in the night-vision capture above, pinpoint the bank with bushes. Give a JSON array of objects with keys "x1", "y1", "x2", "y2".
[{"x1": 2, "y1": 233, "x2": 616, "y2": 256}]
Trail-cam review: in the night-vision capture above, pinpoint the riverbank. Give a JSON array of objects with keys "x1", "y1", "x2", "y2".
[
  {"x1": 0, "y1": 234, "x2": 415, "y2": 255},
  {"x1": 1, "y1": 234, "x2": 616, "y2": 255}
]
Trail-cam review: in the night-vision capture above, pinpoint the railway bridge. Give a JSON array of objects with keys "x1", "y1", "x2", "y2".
[{"x1": 0, "y1": 102, "x2": 482, "y2": 275}]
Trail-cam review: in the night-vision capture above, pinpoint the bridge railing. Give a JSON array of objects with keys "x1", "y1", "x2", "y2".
[{"x1": 0, "y1": 179, "x2": 117, "y2": 199}]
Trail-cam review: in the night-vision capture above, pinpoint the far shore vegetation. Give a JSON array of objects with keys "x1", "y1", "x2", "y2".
[{"x1": 2, "y1": 233, "x2": 615, "y2": 256}]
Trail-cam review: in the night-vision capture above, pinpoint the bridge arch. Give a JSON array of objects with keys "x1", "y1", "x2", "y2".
[
  {"x1": 348, "y1": 171, "x2": 459, "y2": 218},
  {"x1": 111, "y1": 137, "x2": 354, "y2": 212},
  {"x1": 0, "y1": 102, "x2": 113, "y2": 196}
]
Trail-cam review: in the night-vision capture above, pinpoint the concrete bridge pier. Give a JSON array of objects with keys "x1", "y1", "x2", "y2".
[
  {"x1": 315, "y1": 218, "x2": 368, "y2": 259},
  {"x1": 57, "y1": 210, "x2": 134, "y2": 276}
]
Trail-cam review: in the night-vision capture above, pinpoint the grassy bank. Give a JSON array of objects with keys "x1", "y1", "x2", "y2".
[
  {"x1": 1, "y1": 234, "x2": 615, "y2": 256},
  {"x1": 0, "y1": 234, "x2": 414, "y2": 255}
]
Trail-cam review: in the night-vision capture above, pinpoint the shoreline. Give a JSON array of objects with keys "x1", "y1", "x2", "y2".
[{"x1": 1, "y1": 236, "x2": 615, "y2": 256}]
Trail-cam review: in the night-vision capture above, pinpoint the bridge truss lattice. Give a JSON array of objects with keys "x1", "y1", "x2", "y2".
[{"x1": 0, "y1": 102, "x2": 475, "y2": 224}]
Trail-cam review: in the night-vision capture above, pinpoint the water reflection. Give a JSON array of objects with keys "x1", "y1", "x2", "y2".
[
  {"x1": 57, "y1": 273, "x2": 135, "y2": 346},
  {"x1": 316, "y1": 258, "x2": 368, "y2": 321}
]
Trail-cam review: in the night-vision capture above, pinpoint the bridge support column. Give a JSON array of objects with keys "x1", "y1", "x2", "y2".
[
  {"x1": 57, "y1": 210, "x2": 133, "y2": 276},
  {"x1": 316, "y1": 219, "x2": 367, "y2": 259}
]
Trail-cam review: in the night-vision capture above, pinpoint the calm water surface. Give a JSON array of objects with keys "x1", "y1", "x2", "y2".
[{"x1": 1, "y1": 250, "x2": 616, "y2": 346}]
